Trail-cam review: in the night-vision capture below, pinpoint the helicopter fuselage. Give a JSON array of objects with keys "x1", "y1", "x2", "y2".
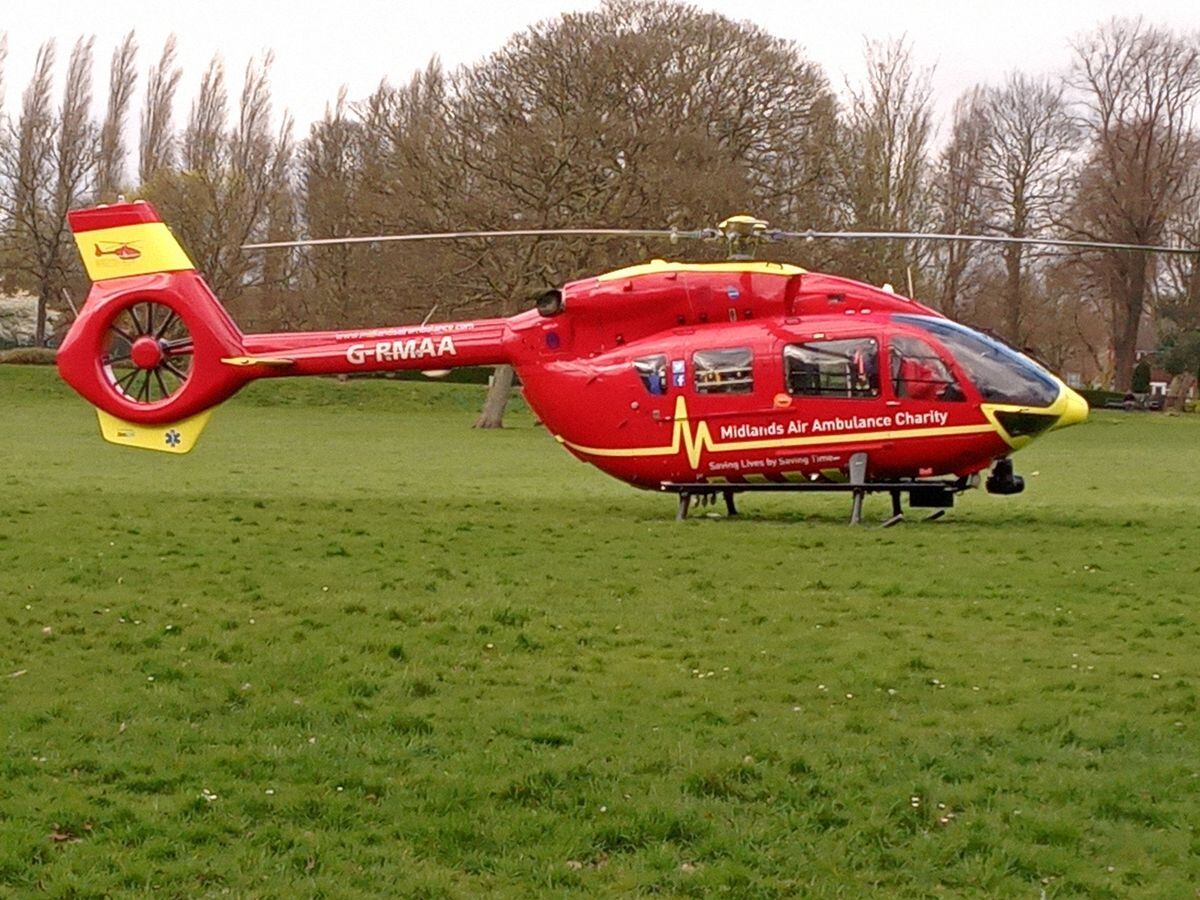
[
  {"x1": 513, "y1": 261, "x2": 1083, "y2": 487},
  {"x1": 228, "y1": 260, "x2": 1084, "y2": 488}
]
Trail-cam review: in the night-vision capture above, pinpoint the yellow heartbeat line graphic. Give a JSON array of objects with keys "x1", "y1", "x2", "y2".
[{"x1": 555, "y1": 396, "x2": 997, "y2": 469}]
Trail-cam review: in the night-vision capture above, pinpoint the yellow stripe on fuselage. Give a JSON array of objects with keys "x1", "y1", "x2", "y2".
[
  {"x1": 554, "y1": 396, "x2": 997, "y2": 469},
  {"x1": 596, "y1": 260, "x2": 805, "y2": 282},
  {"x1": 75, "y1": 222, "x2": 195, "y2": 281}
]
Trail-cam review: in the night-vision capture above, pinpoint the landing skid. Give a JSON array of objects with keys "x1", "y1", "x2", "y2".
[
  {"x1": 672, "y1": 488, "x2": 740, "y2": 521},
  {"x1": 662, "y1": 456, "x2": 967, "y2": 525}
]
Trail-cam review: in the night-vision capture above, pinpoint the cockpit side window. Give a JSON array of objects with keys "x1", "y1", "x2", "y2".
[
  {"x1": 893, "y1": 315, "x2": 1059, "y2": 407},
  {"x1": 889, "y1": 335, "x2": 964, "y2": 401},
  {"x1": 693, "y1": 347, "x2": 753, "y2": 394},
  {"x1": 633, "y1": 354, "x2": 667, "y2": 395},
  {"x1": 784, "y1": 338, "x2": 879, "y2": 398}
]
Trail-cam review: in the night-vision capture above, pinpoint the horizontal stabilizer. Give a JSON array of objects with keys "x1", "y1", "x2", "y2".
[
  {"x1": 96, "y1": 408, "x2": 214, "y2": 454},
  {"x1": 220, "y1": 356, "x2": 295, "y2": 367}
]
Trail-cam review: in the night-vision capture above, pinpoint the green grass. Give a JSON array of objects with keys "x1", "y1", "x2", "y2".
[{"x1": 2, "y1": 365, "x2": 1199, "y2": 898}]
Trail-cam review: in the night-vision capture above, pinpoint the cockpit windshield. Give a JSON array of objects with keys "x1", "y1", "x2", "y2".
[{"x1": 892, "y1": 315, "x2": 1060, "y2": 407}]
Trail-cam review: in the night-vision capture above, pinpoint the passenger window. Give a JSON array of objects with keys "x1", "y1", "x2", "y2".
[
  {"x1": 890, "y1": 335, "x2": 964, "y2": 401},
  {"x1": 784, "y1": 338, "x2": 879, "y2": 398},
  {"x1": 693, "y1": 348, "x2": 753, "y2": 394},
  {"x1": 633, "y1": 355, "x2": 667, "y2": 395}
]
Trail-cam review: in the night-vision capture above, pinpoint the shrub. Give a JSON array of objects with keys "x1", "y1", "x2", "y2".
[{"x1": 0, "y1": 347, "x2": 57, "y2": 365}]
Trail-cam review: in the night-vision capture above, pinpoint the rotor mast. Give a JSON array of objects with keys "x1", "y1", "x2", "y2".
[{"x1": 716, "y1": 215, "x2": 771, "y2": 260}]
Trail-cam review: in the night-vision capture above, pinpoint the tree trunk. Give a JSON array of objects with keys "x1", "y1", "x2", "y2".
[
  {"x1": 35, "y1": 286, "x2": 49, "y2": 348},
  {"x1": 473, "y1": 364, "x2": 515, "y2": 429},
  {"x1": 1003, "y1": 243, "x2": 1023, "y2": 346},
  {"x1": 1165, "y1": 372, "x2": 1196, "y2": 413},
  {"x1": 1110, "y1": 251, "x2": 1150, "y2": 391},
  {"x1": 939, "y1": 250, "x2": 964, "y2": 320},
  {"x1": 1111, "y1": 321, "x2": 1139, "y2": 392}
]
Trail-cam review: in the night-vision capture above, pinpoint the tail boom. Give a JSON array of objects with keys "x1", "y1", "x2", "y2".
[
  {"x1": 60, "y1": 201, "x2": 517, "y2": 453},
  {"x1": 236, "y1": 319, "x2": 512, "y2": 377}
]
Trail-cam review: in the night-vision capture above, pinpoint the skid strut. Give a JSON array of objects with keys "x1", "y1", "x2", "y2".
[
  {"x1": 723, "y1": 489, "x2": 738, "y2": 517},
  {"x1": 848, "y1": 452, "x2": 868, "y2": 525},
  {"x1": 676, "y1": 489, "x2": 738, "y2": 521},
  {"x1": 881, "y1": 490, "x2": 905, "y2": 528},
  {"x1": 662, "y1": 470, "x2": 966, "y2": 524}
]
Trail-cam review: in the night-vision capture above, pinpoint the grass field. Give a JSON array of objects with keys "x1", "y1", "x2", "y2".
[{"x1": 2, "y1": 365, "x2": 1199, "y2": 898}]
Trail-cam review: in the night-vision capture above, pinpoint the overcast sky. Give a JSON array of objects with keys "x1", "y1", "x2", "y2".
[{"x1": 3, "y1": 0, "x2": 1197, "y2": 136}]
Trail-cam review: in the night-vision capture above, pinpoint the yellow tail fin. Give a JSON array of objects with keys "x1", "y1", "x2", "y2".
[
  {"x1": 95, "y1": 409, "x2": 213, "y2": 454},
  {"x1": 69, "y1": 202, "x2": 194, "y2": 282}
]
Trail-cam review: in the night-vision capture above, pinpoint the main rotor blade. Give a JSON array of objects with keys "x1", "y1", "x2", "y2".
[
  {"x1": 244, "y1": 224, "x2": 1198, "y2": 255},
  {"x1": 242, "y1": 227, "x2": 695, "y2": 251},
  {"x1": 773, "y1": 229, "x2": 1199, "y2": 255}
]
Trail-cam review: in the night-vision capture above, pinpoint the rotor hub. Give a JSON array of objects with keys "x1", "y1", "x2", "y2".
[
  {"x1": 130, "y1": 336, "x2": 164, "y2": 370},
  {"x1": 717, "y1": 215, "x2": 771, "y2": 260}
]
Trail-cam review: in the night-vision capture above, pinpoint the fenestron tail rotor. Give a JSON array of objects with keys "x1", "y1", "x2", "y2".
[
  {"x1": 241, "y1": 216, "x2": 1199, "y2": 260},
  {"x1": 102, "y1": 300, "x2": 194, "y2": 406}
]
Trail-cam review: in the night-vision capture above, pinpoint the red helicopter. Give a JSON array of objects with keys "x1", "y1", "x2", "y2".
[
  {"x1": 56, "y1": 201, "x2": 1187, "y2": 523},
  {"x1": 93, "y1": 240, "x2": 142, "y2": 261}
]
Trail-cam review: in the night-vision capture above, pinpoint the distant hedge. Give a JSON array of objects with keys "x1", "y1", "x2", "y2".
[
  {"x1": 0, "y1": 347, "x2": 56, "y2": 365},
  {"x1": 1077, "y1": 388, "x2": 1123, "y2": 407}
]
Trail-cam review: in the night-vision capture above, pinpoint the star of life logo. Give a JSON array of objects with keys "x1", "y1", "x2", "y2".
[{"x1": 164, "y1": 429, "x2": 182, "y2": 447}]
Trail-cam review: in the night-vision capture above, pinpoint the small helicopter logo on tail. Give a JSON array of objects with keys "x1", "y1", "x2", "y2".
[{"x1": 94, "y1": 241, "x2": 141, "y2": 261}]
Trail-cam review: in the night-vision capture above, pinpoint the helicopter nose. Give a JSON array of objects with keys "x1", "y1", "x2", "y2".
[{"x1": 1052, "y1": 386, "x2": 1089, "y2": 430}]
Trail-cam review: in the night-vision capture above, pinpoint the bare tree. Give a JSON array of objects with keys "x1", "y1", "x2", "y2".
[
  {"x1": 836, "y1": 38, "x2": 935, "y2": 292},
  {"x1": 0, "y1": 32, "x2": 8, "y2": 246},
  {"x1": 139, "y1": 36, "x2": 180, "y2": 185},
  {"x1": 352, "y1": 0, "x2": 840, "y2": 426},
  {"x1": 1158, "y1": 163, "x2": 1200, "y2": 332},
  {"x1": 931, "y1": 89, "x2": 990, "y2": 319},
  {"x1": 58, "y1": 37, "x2": 97, "y2": 198},
  {"x1": 0, "y1": 33, "x2": 8, "y2": 114},
  {"x1": 96, "y1": 31, "x2": 137, "y2": 201},
  {"x1": 0, "y1": 38, "x2": 96, "y2": 346},
  {"x1": 5, "y1": 42, "x2": 56, "y2": 234},
  {"x1": 1043, "y1": 256, "x2": 1111, "y2": 381},
  {"x1": 298, "y1": 88, "x2": 372, "y2": 325},
  {"x1": 1150, "y1": 159, "x2": 1200, "y2": 408},
  {"x1": 1069, "y1": 18, "x2": 1200, "y2": 389},
  {"x1": 183, "y1": 56, "x2": 227, "y2": 174},
  {"x1": 977, "y1": 74, "x2": 1078, "y2": 345},
  {"x1": 140, "y1": 53, "x2": 293, "y2": 303}
]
